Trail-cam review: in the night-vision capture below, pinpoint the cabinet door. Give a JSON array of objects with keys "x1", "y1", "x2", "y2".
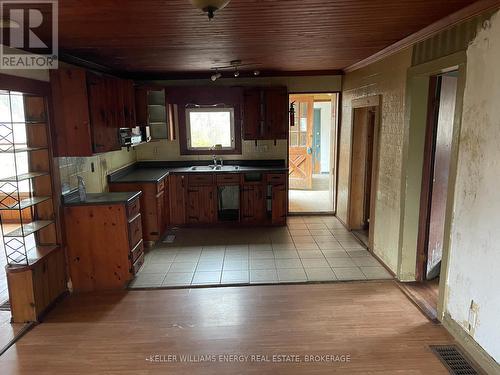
[
  {"x1": 88, "y1": 74, "x2": 120, "y2": 153},
  {"x1": 187, "y1": 186, "x2": 216, "y2": 224},
  {"x1": 123, "y1": 80, "x2": 136, "y2": 128},
  {"x1": 169, "y1": 175, "x2": 186, "y2": 226},
  {"x1": 241, "y1": 184, "x2": 266, "y2": 223},
  {"x1": 163, "y1": 179, "x2": 170, "y2": 231},
  {"x1": 156, "y1": 190, "x2": 165, "y2": 237},
  {"x1": 135, "y1": 87, "x2": 149, "y2": 127},
  {"x1": 49, "y1": 67, "x2": 93, "y2": 156},
  {"x1": 266, "y1": 87, "x2": 288, "y2": 139},
  {"x1": 243, "y1": 89, "x2": 262, "y2": 140},
  {"x1": 271, "y1": 184, "x2": 287, "y2": 225}
]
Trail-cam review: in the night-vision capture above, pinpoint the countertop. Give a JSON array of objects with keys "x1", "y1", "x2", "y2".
[
  {"x1": 109, "y1": 161, "x2": 288, "y2": 184},
  {"x1": 63, "y1": 191, "x2": 142, "y2": 206}
]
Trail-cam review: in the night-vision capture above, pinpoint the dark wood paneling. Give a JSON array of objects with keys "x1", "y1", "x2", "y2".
[{"x1": 55, "y1": 0, "x2": 477, "y2": 74}]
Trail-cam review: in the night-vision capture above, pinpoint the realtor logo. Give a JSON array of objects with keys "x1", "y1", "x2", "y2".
[{"x1": 0, "y1": 0, "x2": 58, "y2": 69}]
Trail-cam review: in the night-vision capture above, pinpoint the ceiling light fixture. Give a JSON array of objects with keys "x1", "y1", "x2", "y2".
[
  {"x1": 211, "y1": 71, "x2": 222, "y2": 82},
  {"x1": 190, "y1": 0, "x2": 231, "y2": 20}
]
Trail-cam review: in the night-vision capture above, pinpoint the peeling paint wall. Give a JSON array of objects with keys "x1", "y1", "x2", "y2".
[
  {"x1": 338, "y1": 49, "x2": 412, "y2": 272},
  {"x1": 446, "y1": 12, "x2": 500, "y2": 363}
]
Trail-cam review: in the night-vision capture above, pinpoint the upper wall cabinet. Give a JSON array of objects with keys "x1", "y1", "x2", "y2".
[
  {"x1": 135, "y1": 87, "x2": 175, "y2": 141},
  {"x1": 243, "y1": 87, "x2": 288, "y2": 140},
  {"x1": 50, "y1": 66, "x2": 136, "y2": 156}
]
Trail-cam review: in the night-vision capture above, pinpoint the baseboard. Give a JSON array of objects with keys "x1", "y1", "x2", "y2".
[{"x1": 442, "y1": 313, "x2": 500, "y2": 375}]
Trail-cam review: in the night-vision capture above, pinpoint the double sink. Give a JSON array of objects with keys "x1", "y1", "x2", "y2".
[{"x1": 189, "y1": 165, "x2": 240, "y2": 172}]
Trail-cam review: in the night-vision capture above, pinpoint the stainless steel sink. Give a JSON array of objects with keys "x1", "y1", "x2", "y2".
[{"x1": 189, "y1": 165, "x2": 240, "y2": 171}]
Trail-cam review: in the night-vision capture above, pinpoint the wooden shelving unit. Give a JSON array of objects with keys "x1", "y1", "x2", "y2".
[{"x1": 0, "y1": 88, "x2": 66, "y2": 322}]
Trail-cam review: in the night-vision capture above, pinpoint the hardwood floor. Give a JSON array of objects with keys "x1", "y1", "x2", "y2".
[
  {"x1": 0, "y1": 281, "x2": 454, "y2": 374},
  {"x1": 398, "y1": 279, "x2": 440, "y2": 322}
]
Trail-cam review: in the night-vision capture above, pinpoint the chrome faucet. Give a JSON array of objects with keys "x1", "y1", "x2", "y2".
[{"x1": 212, "y1": 154, "x2": 218, "y2": 167}]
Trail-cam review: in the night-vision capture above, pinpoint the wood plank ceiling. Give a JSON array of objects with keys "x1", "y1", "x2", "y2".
[{"x1": 57, "y1": 0, "x2": 478, "y2": 76}]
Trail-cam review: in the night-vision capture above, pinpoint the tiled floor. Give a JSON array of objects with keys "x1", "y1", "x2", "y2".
[{"x1": 129, "y1": 215, "x2": 393, "y2": 289}]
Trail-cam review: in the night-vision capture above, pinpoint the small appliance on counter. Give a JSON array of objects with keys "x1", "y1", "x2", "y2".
[{"x1": 120, "y1": 126, "x2": 150, "y2": 147}]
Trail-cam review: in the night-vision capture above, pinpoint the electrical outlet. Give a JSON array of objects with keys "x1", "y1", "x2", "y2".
[{"x1": 467, "y1": 300, "x2": 479, "y2": 335}]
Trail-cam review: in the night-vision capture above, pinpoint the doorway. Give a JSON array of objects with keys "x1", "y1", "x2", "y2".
[
  {"x1": 288, "y1": 93, "x2": 338, "y2": 214},
  {"x1": 348, "y1": 97, "x2": 380, "y2": 249},
  {"x1": 416, "y1": 72, "x2": 458, "y2": 282}
]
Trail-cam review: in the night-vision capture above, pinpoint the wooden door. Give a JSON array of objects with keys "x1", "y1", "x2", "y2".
[
  {"x1": 243, "y1": 88, "x2": 262, "y2": 140},
  {"x1": 271, "y1": 184, "x2": 287, "y2": 225},
  {"x1": 417, "y1": 73, "x2": 458, "y2": 280},
  {"x1": 49, "y1": 67, "x2": 93, "y2": 156},
  {"x1": 241, "y1": 184, "x2": 266, "y2": 223},
  {"x1": 156, "y1": 190, "x2": 165, "y2": 236},
  {"x1": 186, "y1": 186, "x2": 216, "y2": 224},
  {"x1": 266, "y1": 87, "x2": 288, "y2": 139},
  {"x1": 88, "y1": 74, "x2": 120, "y2": 153},
  {"x1": 169, "y1": 174, "x2": 186, "y2": 226},
  {"x1": 289, "y1": 95, "x2": 313, "y2": 189},
  {"x1": 349, "y1": 107, "x2": 375, "y2": 230}
]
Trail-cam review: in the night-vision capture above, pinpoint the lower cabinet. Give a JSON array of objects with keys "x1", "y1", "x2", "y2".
[
  {"x1": 241, "y1": 183, "x2": 267, "y2": 223},
  {"x1": 271, "y1": 183, "x2": 287, "y2": 225},
  {"x1": 187, "y1": 185, "x2": 217, "y2": 224},
  {"x1": 169, "y1": 174, "x2": 186, "y2": 226},
  {"x1": 6, "y1": 247, "x2": 67, "y2": 323},
  {"x1": 109, "y1": 179, "x2": 167, "y2": 242},
  {"x1": 64, "y1": 198, "x2": 144, "y2": 292}
]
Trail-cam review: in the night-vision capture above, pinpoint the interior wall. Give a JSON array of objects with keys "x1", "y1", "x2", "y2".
[
  {"x1": 446, "y1": 11, "x2": 500, "y2": 364},
  {"x1": 338, "y1": 49, "x2": 412, "y2": 273}
]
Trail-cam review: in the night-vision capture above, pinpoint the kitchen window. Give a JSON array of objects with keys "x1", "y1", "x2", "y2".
[{"x1": 186, "y1": 107, "x2": 235, "y2": 151}]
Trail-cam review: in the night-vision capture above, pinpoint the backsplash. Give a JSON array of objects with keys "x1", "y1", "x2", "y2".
[
  {"x1": 58, "y1": 148, "x2": 137, "y2": 194},
  {"x1": 135, "y1": 139, "x2": 287, "y2": 162}
]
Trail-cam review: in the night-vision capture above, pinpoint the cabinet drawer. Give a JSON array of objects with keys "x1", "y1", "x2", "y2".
[
  {"x1": 216, "y1": 174, "x2": 240, "y2": 185},
  {"x1": 131, "y1": 251, "x2": 145, "y2": 275},
  {"x1": 128, "y1": 214, "x2": 143, "y2": 248},
  {"x1": 130, "y1": 239, "x2": 144, "y2": 263},
  {"x1": 157, "y1": 179, "x2": 165, "y2": 193},
  {"x1": 126, "y1": 198, "x2": 141, "y2": 219},
  {"x1": 188, "y1": 174, "x2": 214, "y2": 186},
  {"x1": 266, "y1": 173, "x2": 286, "y2": 184}
]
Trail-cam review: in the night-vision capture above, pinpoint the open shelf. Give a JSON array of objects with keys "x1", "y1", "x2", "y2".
[
  {"x1": 7, "y1": 245, "x2": 59, "y2": 267},
  {"x1": 0, "y1": 171, "x2": 49, "y2": 182},
  {"x1": 0, "y1": 196, "x2": 51, "y2": 210},
  {"x1": 4, "y1": 220, "x2": 54, "y2": 237},
  {"x1": 0, "y1": 146, "x2": 48, "y2": 153}
]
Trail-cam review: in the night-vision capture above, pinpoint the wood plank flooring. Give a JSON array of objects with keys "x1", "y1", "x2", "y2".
[{"x1": 0, "y1": 281, "x2": 454, "y2": 374}]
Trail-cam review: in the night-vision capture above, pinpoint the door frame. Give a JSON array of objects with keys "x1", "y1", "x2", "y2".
[
  {"x1": 287, "y1": 92, "x2": 341, "y2": 215},
  {"x1": 347, "y1": 95, "x2": 381, "y2": 251}
]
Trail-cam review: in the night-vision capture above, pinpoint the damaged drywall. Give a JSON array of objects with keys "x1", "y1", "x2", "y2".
[{"x1": 446, "y1": 11, "x2": 500, "y2": 363}]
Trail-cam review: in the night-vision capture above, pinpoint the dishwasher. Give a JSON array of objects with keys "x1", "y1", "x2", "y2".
[{"x1": 218, "y1": 185, "x2": 240, "y2": 221}]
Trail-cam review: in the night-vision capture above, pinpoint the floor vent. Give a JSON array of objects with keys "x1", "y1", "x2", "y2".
[
  {"x1": 0, "y1": 300, "x2": 10, "y2": 311},
  {"x1": 430, "y1": 345, "x2": 479, "y2": 375}
]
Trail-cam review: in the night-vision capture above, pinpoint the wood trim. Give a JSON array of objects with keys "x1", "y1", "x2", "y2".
[
  {"x1": 415, "y1": 77, "x2": 440, "y2": 282},
  {"x1": 0, "y1": 73, "x2": 50, "y2": 95},
  {"x1": 344, "y1": 0, "x2": 500, "y2": 73}
]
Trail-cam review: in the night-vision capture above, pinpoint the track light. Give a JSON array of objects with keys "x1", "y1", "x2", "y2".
[
  {"x1": 211, "y1": 72, "x2": 222, "y2": 81},
  {"x1": 254, "y1": 70, "x2": 260, "y2": 76},
  {"x1": 190, "y1": 0, "x2": 231, "y2": 20}
]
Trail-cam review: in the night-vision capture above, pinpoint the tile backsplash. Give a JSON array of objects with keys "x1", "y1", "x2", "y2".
[{"x1": 58, "y1": 148, "x2": 137, "y2": 194}]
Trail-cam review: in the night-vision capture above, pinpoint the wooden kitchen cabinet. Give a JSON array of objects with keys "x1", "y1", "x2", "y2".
[
  {"x1": 186, "y1": 186, "x2": 217, "y2": 224},
  {"x1": 271, "y1": 184, "x2": 287, "y2": 225},
  {"x1": 87, "y1": 73, "x2": 121, "y2": 153},
  {"x1": 6, "y1": 247, "x2": 67, "y2": 323},
  {"x1": 169, "y1": 174, "x2": 186, "y2": 226},
  {"x1": 50, "y1": 66, "x2": 136, "y2": 156},
  {"x1": 109, "y1": 180, "x2": 167, "y2": 242},
  {"x1": 64, "y1": 197, "x2": 144, "y2": 292},
  {"x1": 50, "y1": 66, "x2": 93, "y2": 156},
  {"x1": 243, "y1": 87, "x2": 288, "y2": 140},
  {"x1": 241, "y1": 183, "x2": 267, "y2": 223}
]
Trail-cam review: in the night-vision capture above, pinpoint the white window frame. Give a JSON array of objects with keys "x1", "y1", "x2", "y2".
[{"x1": 185, "y1": 107, "x2": 236, "y2": 151}]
